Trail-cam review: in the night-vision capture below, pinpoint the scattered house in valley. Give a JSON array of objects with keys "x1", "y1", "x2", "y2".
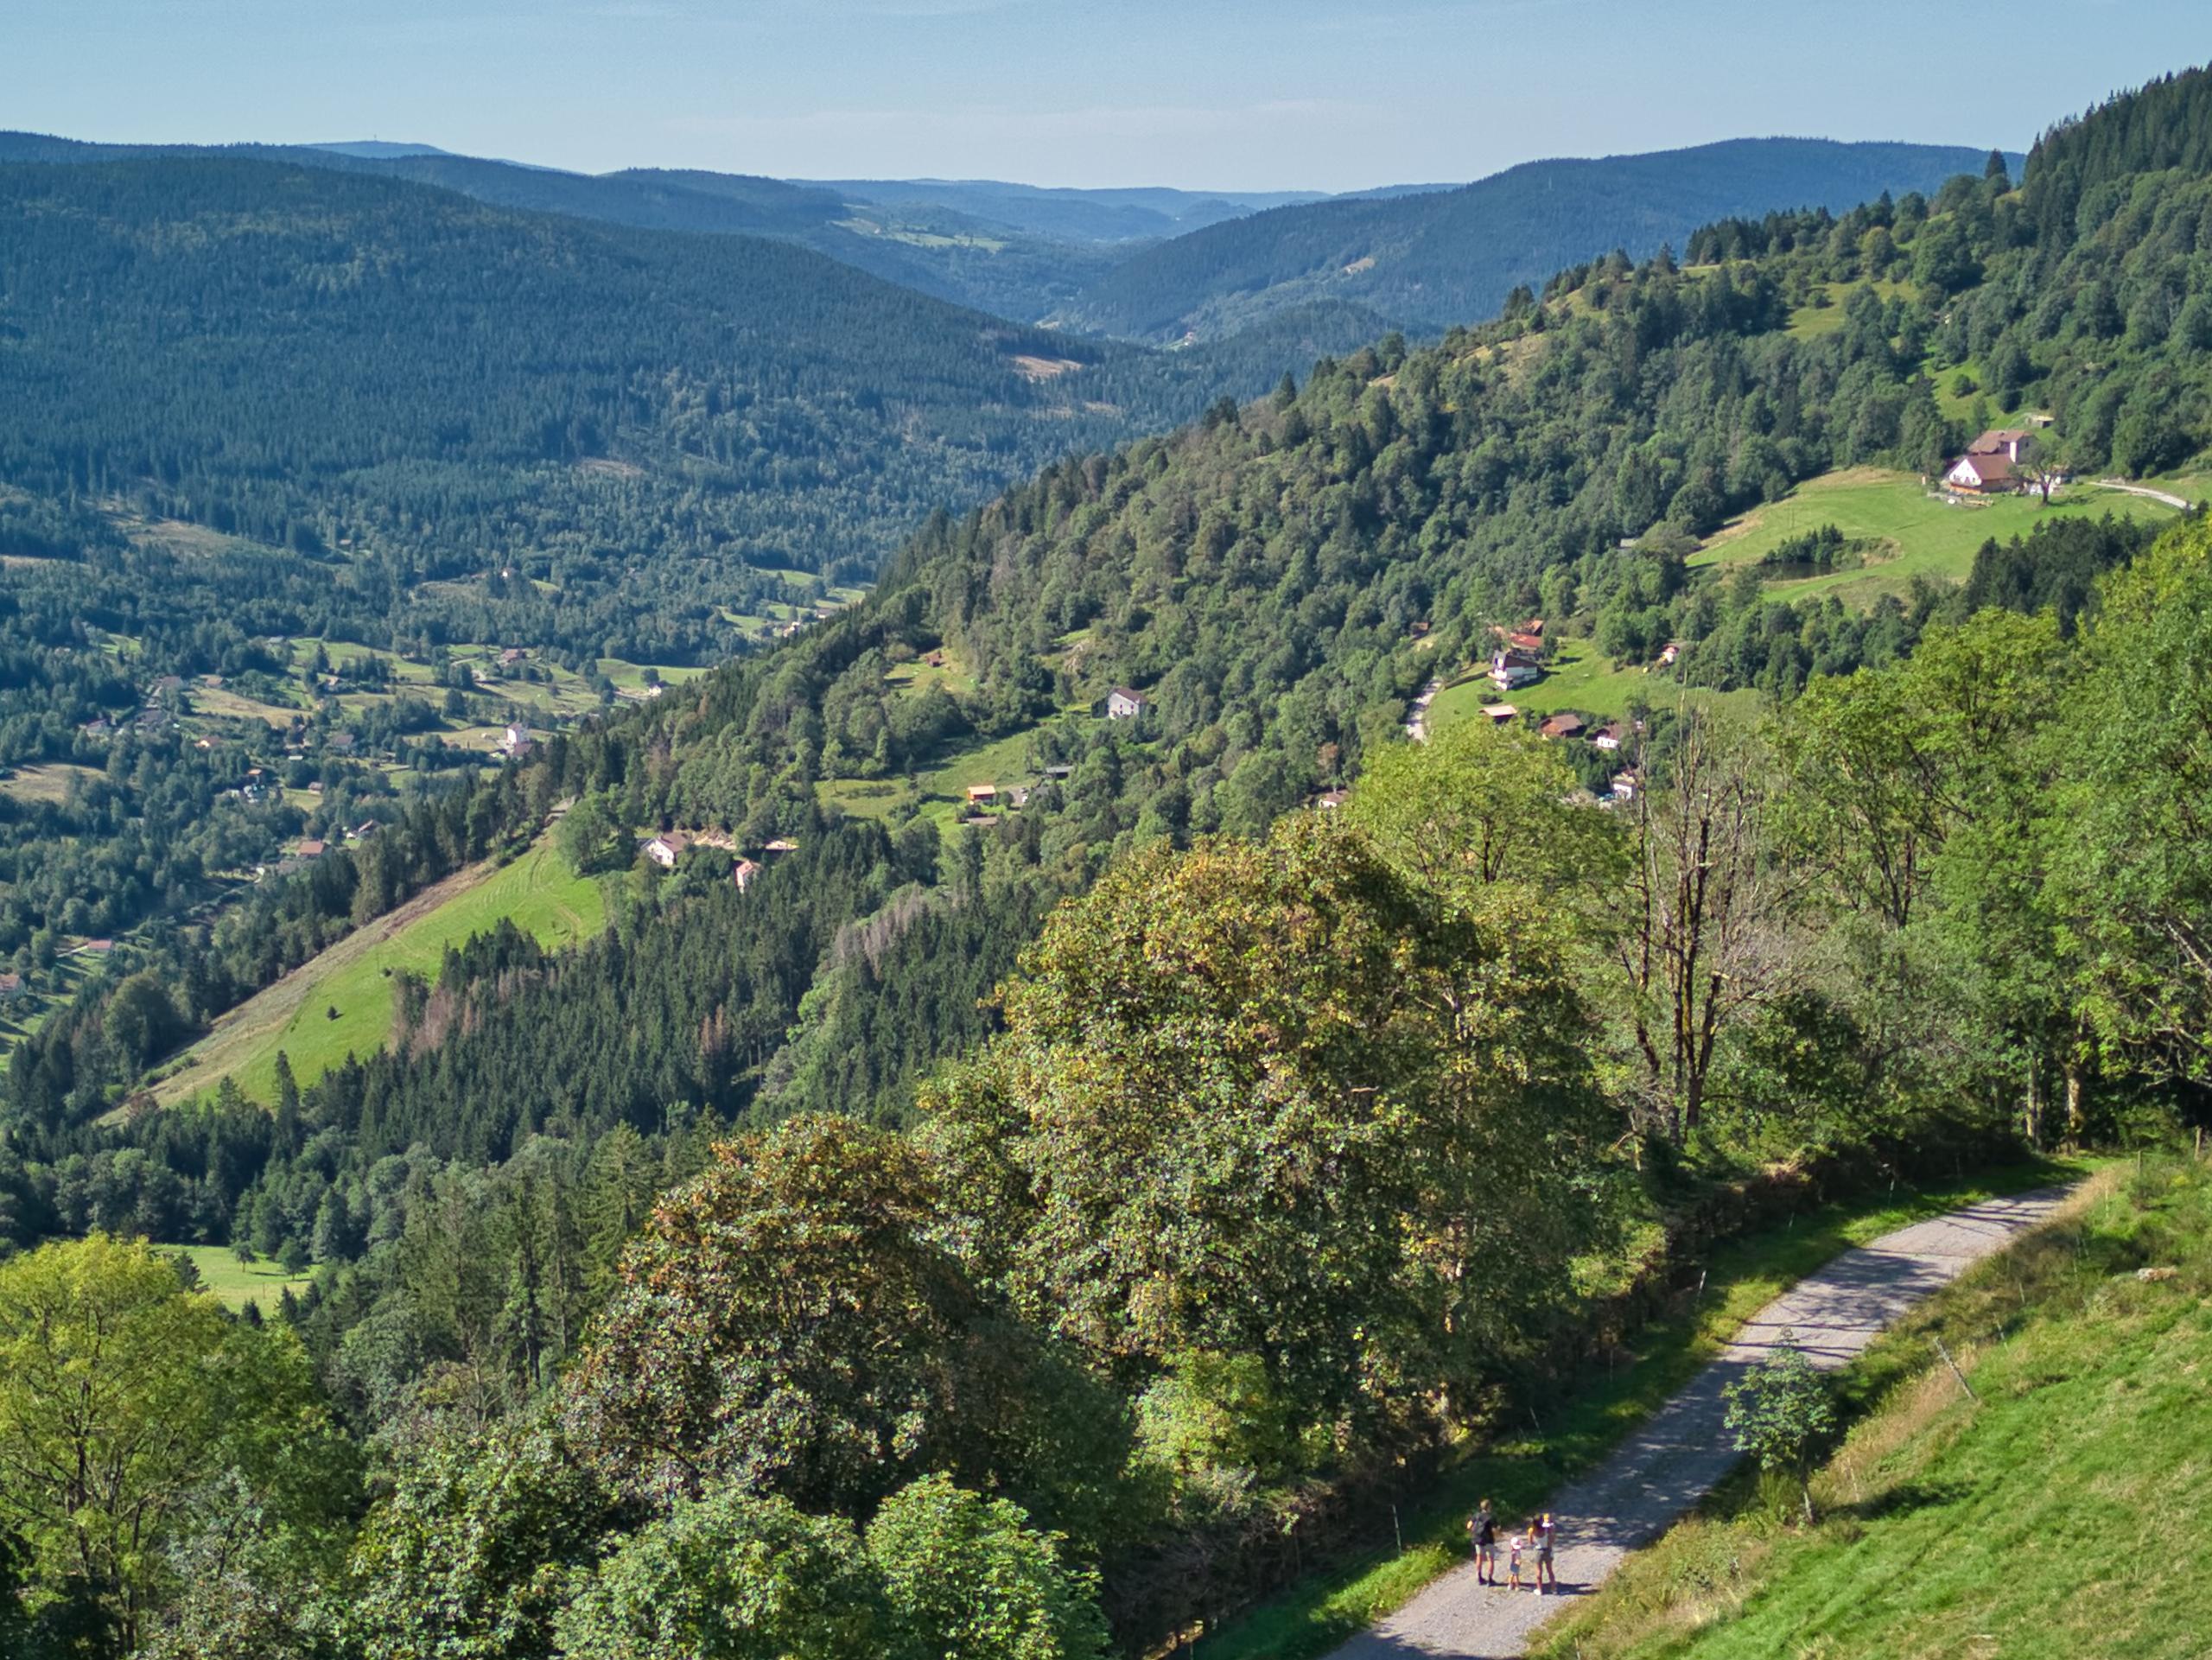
[
  {"x1": 1592, "y1": 723, "x2": 1625, "y2": 752},
  {"x1": 0, "y1": 972, "x2": 26, "y2": 1002},
  {"x1": 307, "y1": 781, "x2": 324, "y2": 796},
  {"x1": 1610, "y1": 773, "x2": 1640, "y2": 803},
  {"x1": 1106, "y1": 687, "x2": 1151, "y2": 721},
  {"x1": 732, "y1": 857, "x2": 762, "y2": 892},
  {"x1": 1506, "y1": 630, "x2": 1547, "y2": 655},
  {"x1": 80, "y1": 717, "x2": 112, "y2": 738},
  {"x1": 925, "y1": 650, "x2": 945, "y2": 668},
  {"x1": 76, "y1": 938, "x2": 115, "y2": 957},
  {"x1": 1657, "y1": 641, "x2": 1681, "y2": 667},
  {"x1": 194, "y1": 736, "x2": 214, "y2": 751},
  {"x1": 499, "y1": 647, "x2": 529, "y2": 668},
  {"x1": 1540, "y1": 712, "x2": 1586, "y2": 741},
  {"x1": 350, "y1": 819, "x2": 378, "y2": 839},
  {"x1": 1317, "y1": 788, "x2": 1348, "y2": 810},
  {"x1": 1043, "y1": 764, "x2": 1074, "y2": 780},
  {"x1": 1409, "y1": 620, "x2": 1431, "y2": 638},
  {"x1": 1489, "y1": 649, "x2": 1543, "y2": 691},
  {"x1": 1007, "y1": 785, "x2": 1033, "y2": 808},
  {"x1": 643, "y1": 830, "x2": 691, "y2": 868},
  {"x1": 327, "y1": 731, "x2": 357, "y2": 755},
  {"x1": 1479, "y1": 703, "x2": 1518, "y2": 727},
  {"x1": 965, "y1": 784, "x2": 999, "y2": 806},
  {"x1": 1944, "y1": 429, "x2": 2040, "y2": 496},
  {"x1": 500, "y1": 723, "x2": 535, "y2": 757},
  {"x1": 296, "y1": 838, "x2": 327, "y2": 859},
  {"x1": 1944, "y1": 449, "x2": 2018, "y2": 494},
  {"x1": 148, "y1": 674, "x2": 185, "y2": 698}
]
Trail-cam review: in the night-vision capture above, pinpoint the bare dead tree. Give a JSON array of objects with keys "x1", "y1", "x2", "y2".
[{"x1": 1615, "y1": 710, "x2": 1814, "y2": 1141}]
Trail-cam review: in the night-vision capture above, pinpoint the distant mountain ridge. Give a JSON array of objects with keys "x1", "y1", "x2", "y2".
[{"x1": 1060, "y1": 137, "x2": 2027, "y2": 342}]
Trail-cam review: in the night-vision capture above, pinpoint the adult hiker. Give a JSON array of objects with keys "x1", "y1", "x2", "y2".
[
  {"x1": 1468, "y1": 1498, "x2": 1499, "y2": 1585},
  {"x1": 1534, "y1": 1511, "x2": 1558, "y2": 1593}
]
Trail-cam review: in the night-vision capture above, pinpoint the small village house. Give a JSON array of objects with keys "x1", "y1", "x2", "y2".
[
  {"x1": 1539, "y1": 712, "x2": 1586, "y2": 741},
  {"x1": 643, "y1": 831, "x2": 691, "y2": 868},
  {"x1": 1479, "y1": 703, "x2": 1518, "y2": 726},
  {"x1": 296, "y1": 838, "x2": 327, "y2": 859},
  {"x1": 501, "y1": 722, "x2": 535, "y2": 757},
  {"x1": 1106, "y1": 688, "x2": 1150, "y2": 721},
  {"x1": 1490, "y1": 649, "x2": 1543, "y2": 691},
  {"x1": 1592, "y1": 724, "x2": 1624, "y2": 752},
  {"x1": 965, "y1": 784, "x2": 998, "y2": 806},
  {"x1": 732, "y1": 857, "x2": 762, "y2": 892},
  {"x1": 0, "y1": 972, "x2": 27, "y2": 1002}
]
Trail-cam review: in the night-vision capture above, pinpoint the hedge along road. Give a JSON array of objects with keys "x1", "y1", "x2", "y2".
[{"x1": 1326, "y1": 1185, "x2": 2082, "y2": 1660}]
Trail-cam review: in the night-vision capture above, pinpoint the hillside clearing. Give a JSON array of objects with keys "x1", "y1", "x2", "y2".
[
  {"x1": 151, "y1": 839, "x2": 605, "y2": 1107},
  {"x1": 160, "y1": 1243, "x2": 314, "y2": 1313},
  {"x1": 1695, "y1": 467, "x2": 2179, "y2": 604},
  {"x1": 0, "y1": 762, "x2": 105, "y2": 804}
]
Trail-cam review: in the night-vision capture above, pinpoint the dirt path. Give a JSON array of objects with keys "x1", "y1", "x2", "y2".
[
  {"x1": 147, "y1": 856, "x2": 501, "y2": 1108},
  {"x1": 1326, "y1": 1185, "x2": 2080, "y2": 1660},
  {"x1": 1407, "y1": 677, "x2": 1446, "y2": 742},
  {"x1": 2095, "y1": 477, "x2": 2192, "y2": 510}
]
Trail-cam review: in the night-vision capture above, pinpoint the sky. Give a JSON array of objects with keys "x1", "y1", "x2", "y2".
[{"x1": 5, "y1": 1, "x2": 2202, "y2": 192}]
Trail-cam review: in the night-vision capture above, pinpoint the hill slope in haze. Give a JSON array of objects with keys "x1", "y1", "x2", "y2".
[
  {"x1": 1064, "y1": 137, "x2": 2020, "y2": 341},
  {"x1": 0, "y1": 153, "x2": 1339, "y2": 661}
]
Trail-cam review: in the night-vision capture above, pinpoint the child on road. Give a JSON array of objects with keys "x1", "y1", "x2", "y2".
[{"x1": 1506, "y1": 1523, "x2": 1529, "y2": 1591}]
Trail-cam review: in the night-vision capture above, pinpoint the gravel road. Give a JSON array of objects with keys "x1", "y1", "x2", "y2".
[{"x1": 1326, "y1": 1185, "x2": 2079, "y2": 1660}]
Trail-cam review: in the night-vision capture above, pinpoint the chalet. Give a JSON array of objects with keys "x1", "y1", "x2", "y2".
[
  {"x1": 80, "y1": 718, "x2": 112, "y2": 738},
  {"x1": 965, "y1": 784, "x2": 999, "y2": 806},
  {"x1": 1970, "y1": 427, "x2": 2034, "y2": 463},
  {"x1": 1489, "y1": 650, "x2": 1543, "y2": 691},
  {"x1": 1043, "y1": 764, "x2": 1074, "y2": 780},
  {"x1": 1317, "y1": 789, "x2": 1348, "y2": 810},
  {"x1": 0, "y1": 972, "x2": 26, "y2": 1002},
  {"x1": 1944, "y1": 450, "x2": 2018, "y2": 494},
  {"x1": 296, "y1": 838, "x2": 327, "y2": 859},
  {"x1": 1106, "y1": 688, "x2": 1151, "y2": 721},
  {"x1": 148, "y1": 674, "x2": 185, "y2": 698},
  {"x1": 327, "y1": 731, "x2": 357, "y2": 755},
  {"x1": 732, "y1": 857, "x2": 763, "y2": 893},
  {"x1": 350, "y1": 819, "x2": 378, "y2": 840},
  {"x1": 1539, "y1": 712, "x2": 1586, "y2": 741},
  {"x1": 78, "y1": 938, "x2": 115, "y2": 957},
  {"x1": 1479, "y1": 703, "x2": 1518, "y2": 726},
  {"x1": 499, "y1": 647, "x2": 529, "y2": 668},
  {"x1": 1610, "y1": 773, "x2": 1639, "y2": 803},
  {"x1": 643, "y1": 831, "x2": 691, "y2": 868},
  {"x1": 500, "y1": 723, "x2": 535, "y2": 757},
  {"x1": 1592, "y1": 724, "x2": 1625, "y2": 752}
]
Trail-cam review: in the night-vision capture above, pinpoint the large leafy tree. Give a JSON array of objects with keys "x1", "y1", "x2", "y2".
[
  {"x1": 563, "y1": 1114, "x2": 1003, "y2": 1514},
  {"x1": 0, "y1": 1235, "x2": 349, "y2": 1650},
  {"x1": 924, "y1": 813, "x2": 1607, "y2": 1447},
  {"x1": 556, "y1": 1485, "x2": 883, "y2": 1660}
]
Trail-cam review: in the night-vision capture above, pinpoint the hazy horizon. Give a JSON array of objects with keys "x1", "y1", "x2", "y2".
[{"x1": 4, "y1": 1, "x2": 2195, "y2": 193}]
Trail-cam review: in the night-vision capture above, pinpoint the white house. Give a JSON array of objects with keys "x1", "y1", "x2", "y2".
[
  {"x1": 1106, "y1": 688, "x2": 1150, "y2": 721},
  {"x1": 1489, "y1": 650, "x2": 1542, "y2": 691},
  {"x1": 643, "y1": 831, "x2": 690, "y2": 868},
  {"x1": 1944, "y1": 451, "x2": 2018, "y2": 494},
  {"x1": 500, "y1": 723, "x2": 536, "y2": 756}
]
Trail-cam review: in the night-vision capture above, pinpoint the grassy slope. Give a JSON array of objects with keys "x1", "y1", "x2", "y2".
[
  {"x1": 154, "y1": 839, "x2": 605, "y2": 1105},
  {"x1": 161, "y1": 1243, "x2": 315, "y2": 1313},
  {"x1": 1694, "y1": 468, "x2": 2178, "y2": 605},
  {"x1": 1426, "y1": 639, "x2": 1757, "y2": 732},
  {"x1": 1198, "y1": 1158, "x2": 2089, "y2": 1660},
  {"x1": 1537, "y1": 1159, "x2": 2209, "y2": 1660}
]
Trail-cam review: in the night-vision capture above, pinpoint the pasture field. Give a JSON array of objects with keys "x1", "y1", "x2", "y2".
[
  {"x1": 161, "y1": 1243, "x2": 315, "y2": 1313},
  {"x1": 1695, "y1": 467, "x2": 2178, "y2": 605},
  {"x1": 154, "y1": 839, "x2": 604, "y2": 1106}
]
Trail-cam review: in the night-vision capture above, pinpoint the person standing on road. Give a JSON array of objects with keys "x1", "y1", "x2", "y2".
[
  {"x1": 1469, "y1": 1499, "x2": 1499, "y2": 1584},
  {"x1": 1535, "y1": 1511, "x2": 1558, "y2": 1593}
]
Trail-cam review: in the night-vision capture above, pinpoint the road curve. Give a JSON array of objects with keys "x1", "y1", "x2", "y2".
[{"x1": 1326, "y1": 1184, "x2": 2080, "y2": 1660}]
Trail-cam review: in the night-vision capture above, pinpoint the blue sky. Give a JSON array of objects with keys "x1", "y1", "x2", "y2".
[{"x1": 6, "y1": 2, "x2": 2201, "y2": 190}]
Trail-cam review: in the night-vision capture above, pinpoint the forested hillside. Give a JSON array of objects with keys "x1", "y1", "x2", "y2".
[
  {"x1": 0, "y1": 153, "x2": 1360, "y2": 658},
  {"x1": 8, "y1": 63, "x2": 2212, "y2": 1660},
  {"x1": 1063, "y1": 137, "x2": 2013, "y2": 341}
]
